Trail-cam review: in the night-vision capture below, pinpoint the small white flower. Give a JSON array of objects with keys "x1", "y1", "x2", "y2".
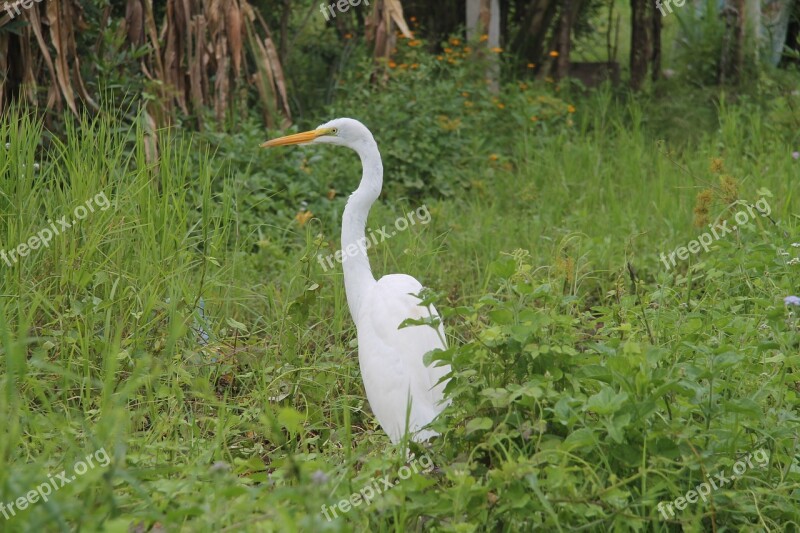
[
  {"x1": 4, "y1": 143, "x2": 9, "y2": 149},
  {"x1": 210, "y1": 461, "x2": 229, "y2": 473},
  {"x1": 792, "y1": 243, "x2": 800, "y2": 248},
  {"x1": 33, "y1": 163, "x2": 40, "y2": 171},
  {"x1": 780, "y1": 251, "x2": 790, "y2": 256},
  {"x1": 788, "y1": 258, "x2": 800, "y2": 266},
  {"x1": 311, "y1": 469, "x2": 329, "y2": 484},
  {"x1": 758, "y1": 323, "x2": 769, "y2": 330}
]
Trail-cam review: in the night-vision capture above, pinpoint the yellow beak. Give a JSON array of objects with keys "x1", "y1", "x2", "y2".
[{"x1": 261, "y1": 128, "x2": 330, "y2": 148}]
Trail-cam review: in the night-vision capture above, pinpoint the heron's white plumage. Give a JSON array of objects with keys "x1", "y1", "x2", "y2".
[
  {"x1": 355, "y1": 274, "x2": 450, "y2": 443},
  {"x1": 263, "y1": 117, "x2": 451, "y2": 444}
]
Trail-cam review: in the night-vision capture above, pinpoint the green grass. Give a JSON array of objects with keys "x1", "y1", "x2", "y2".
[{"x1": 1, "y1": 81, "x2": 799, "y2": 532}]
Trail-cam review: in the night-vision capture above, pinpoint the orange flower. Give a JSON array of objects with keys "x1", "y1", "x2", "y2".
[
  {"x1": 295, "y1": 211, "x2": 313, "y2": 226},
  {"x1": 344, "y1": 33, "x2": 353, "y2": 40},
  {"x1": 491, "y1": 47, "x2": 503, "y2": 53},
  {"x1": 530, "y1": 116, "x2": 538, "y2": 122},
  {"x1": 527, "y1": 62, "x2": 535, "y2": 68},
  {"x1": 411, "y1": 63, "x2": 419, "y2": 69},
  {"x1": 479, "y1": 34, "x2": 489, "y2": 42},
  {"x1": 464, "y1": 46, "x2": 472, "y2": 53},
  {"x1": 409, "y1": 16, "x2": 417, "y2": 22},
  {"x1": 388, "y1": 60, "x2": 397, "y2": 68},
  {"x1": 436, "y1": 55, "x2": 443, "y2": 61},
  {"x1": 450, "y1": 38, "x2": 461, "y2": 46},
  {"x1": 496, "y1": 103, "x2": 505, "y2": 109},
  {"x1": 461, "y1": 91, "x2": 469, "y2": 97},
  {"x1": 408, "y1": 39, "x2": 422, "y2": 47},
  {"x1": 489, "y1": 154, "x2": 499, "y2": 161},
  {"x1": 444, "y1": 47, "x2": 453, "y2": 54},
  {"x1": 549, "y1": 50, "x2": 559, "y2": 57},
  {"x1": 567, "y1": 105, "x2": 576, "y2": 113}
]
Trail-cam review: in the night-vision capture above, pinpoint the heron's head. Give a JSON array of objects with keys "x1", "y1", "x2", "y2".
[{"x1": 261, "y1": 118, "x2": 375, "y2": 152}]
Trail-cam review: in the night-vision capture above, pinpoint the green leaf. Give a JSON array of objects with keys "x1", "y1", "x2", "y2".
[
  {"x1": 586, "y1": 387, "x2": 629, "y2": 415},
  {"x1": 465, "y1": 417, "x2": 493, "y2": 434}
]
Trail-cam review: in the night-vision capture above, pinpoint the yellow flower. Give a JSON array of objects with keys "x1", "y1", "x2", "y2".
[
  {"x1": 693, "y1": 189, "x2": 713, "y2": 227},
  {"x1": 527, "y1": 62, "x2": 535, "y2": 68},
  {"x1": 491, "y1": 47, "x2": 503, "y2": 53},
  {"x1": 555, "y1": 256, "x2": 575, "y2": 284},
  {"x1": 479, "y1": 34, "x2": 489, "y2": 42},
  {"x1": 489, "y1": 154, "x2": 499, "y2": 161},
  {"x1": 461, "y1": 91, "x2": 469, "y2": 97},
  {"x1": 719, "y1": 175, "x2": 739, "y2": 205},
  {"x1": 296, "y1": 211, "x2": 313, "y2": 226},
  {"x1": 437, "y1": 115, "x2": 462, "y2": 131},
  {"x1": 496, "y1": 103, "x2": 505, "y2": 109},
  {"x1": 444, "y1": 47, "x2": 453, "y2": 54},
  {"x1": 567, "y1": 105, "x2": 576, "y2": 113},
  {"x1": 408, "y1": 39, "x2": 422, "y2": 47},
  {"x1": 449, "y1": 38, "x2": 461, "y2": 46},
  {"x1": 549, "y1": 50, "x2": 559, "y2": 57},
  {"x1": 464, "y1": 46, "x2": 472, "y2": 53},
  {"x1": 327, "y1": 189, "x2": 336, "y2": 200},
  {"x1": 464, "y1": 101, "x2": 474, "y2": 108},
  {"x1": 436, "y1": 55, "x2": 443, "y2": 61},
  {"x1": 530, "y1": 116, "x2": 538, "y2": 122}
]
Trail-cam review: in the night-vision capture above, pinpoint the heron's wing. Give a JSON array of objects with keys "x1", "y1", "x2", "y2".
[{"x1": 355, "y1": 274, "x2": 450, "y2": 443}]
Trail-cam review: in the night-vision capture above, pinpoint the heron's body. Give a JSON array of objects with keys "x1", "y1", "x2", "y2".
[
  {"x1": 355, "y1": 274, "x2": 450, "y2": 442},
  {"x1": 264, "y1": 118, "x2": 451, "y2": 444}
]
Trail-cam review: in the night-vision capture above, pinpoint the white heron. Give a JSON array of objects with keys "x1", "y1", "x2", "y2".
[{"x1": 263, "y1": 118, "x2": 451, "y2": 444}]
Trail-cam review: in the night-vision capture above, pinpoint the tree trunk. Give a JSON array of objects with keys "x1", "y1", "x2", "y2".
[
  {"x1": 651, "y1": 0, "x2": 661, "y2": 81},
  {"x1": 510, "y1": 0, "x2": 558, "y2": 72},
  {"x1": 467, "y1": 0, "x2": 501, "y2": 91},
  {"x1": 629, "y1": 0, "x2": 651, "y2": 90},
  {"x1": 555, "y1": 0, "x2": 572, "y2": 80}
]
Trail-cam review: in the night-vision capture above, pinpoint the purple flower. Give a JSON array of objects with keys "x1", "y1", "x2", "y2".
[
  {"x1": 784, "y1": 296, "x2": 800, "y2": 306},
  {"x1": 311, "y1": 469, "x2": 329, "y2": 484},
  {"x1": 793, "y1": 151, "x2": 800, "y2": 160}
]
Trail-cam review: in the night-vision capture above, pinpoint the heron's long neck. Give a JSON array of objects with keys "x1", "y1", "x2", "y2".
[{"x1": 342, "y1": 143, "x2": 383, "y2": 319}]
